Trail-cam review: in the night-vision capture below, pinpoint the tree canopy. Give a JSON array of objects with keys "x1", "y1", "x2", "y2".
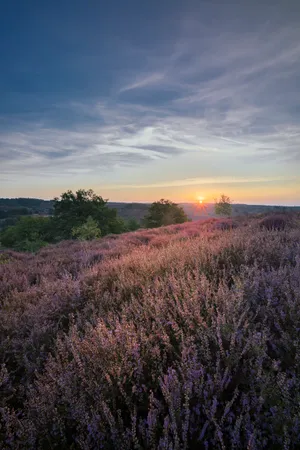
[
  {"x1": 143, "y1": 199, "x2": 189, "y2": 228},
  {"x1": 52, "y1": 189, "x2": 126, "y2": 239},
  {"x1": 71, "y1": 216, "x2": 101, "y2": 241},
  {"x1": 0, "y1": 191, "x2": 190, "y2": 252},
  {"x1": 0, "y1": 216, "x2": 51, "y2": 251},
  {"x1": 214, "y1": 194, "x2": 232, "y2": 217},
  {"x1": 0, "y1": 189, "x2": 128, "y2": 251},
  {"x1": 126, "y1": 218, "x2": 141, "y2": 232}
]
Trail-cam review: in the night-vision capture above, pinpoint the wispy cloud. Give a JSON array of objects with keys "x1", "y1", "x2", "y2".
[
  {"x1": 119, "y1": 72, "x2": 166, "y2": 93},
  {"x1": 102, "y1": 175, "x2": 292, "y2": 190},
  {"x1": 113, "y1": 24, "x2": 300, "y2": 165},
  {"x1": 0, "y1": 125, "x2": 173, "y2": 178},
  {"x1": 1, "y1": 15, "x2": 300, "y2": 197}
]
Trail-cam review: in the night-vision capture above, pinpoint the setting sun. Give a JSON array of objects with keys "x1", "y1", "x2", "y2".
[{"x1": 197, "y1": 196, "x2": 205, "y2": 204}]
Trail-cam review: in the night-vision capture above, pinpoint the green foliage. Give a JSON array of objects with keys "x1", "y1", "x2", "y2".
[
  {"x1": 214, "y1": 194, "x2": 232, "y2": 217},
  {"x1": 21, "y1": 238, "x2": 48, "y2": 252},
  {"x1": 0, "y1": 189, "x2": 138, "y2": 251},
  {"x1": 108, "y1": 216, "x2": 128, "y2": 234},
  {"x1": 0, "y1": 207, "x2": 31, "y2": 219},
  {"x1": 52, "y1": 189, "x2": 121, "y2": 238},
  {"x1": 72, "y1": 216, "x2": 101, "y2": 241},
  {"x1": 126, "y1": 218, "x2": 141, "y2": 231},
  {"x1": 0, "y1": 216, "x2": 51, "y2": 252},
  {"x1": 144, "y1": 199, "x2": 189, "y2": 228},
  {"x1": 0, "y1": 217, "x2": 20, "y2": 229}
]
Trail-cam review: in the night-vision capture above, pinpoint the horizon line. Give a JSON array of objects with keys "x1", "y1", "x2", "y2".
[{"x1": 1, "y1": 196, "x2": 300, "y2": 208}]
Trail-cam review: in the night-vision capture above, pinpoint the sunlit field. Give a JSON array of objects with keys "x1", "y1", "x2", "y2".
[{"x1": 1, "y1": 214, "x2": 300, "y2": 449}]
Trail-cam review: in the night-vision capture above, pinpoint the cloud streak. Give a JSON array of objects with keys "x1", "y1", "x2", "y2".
[{"x1": 102, "y1": 175, "x2": 292, "y2": 190}]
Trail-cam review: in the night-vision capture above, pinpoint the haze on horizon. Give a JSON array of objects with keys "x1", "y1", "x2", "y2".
[{"x1": 1, "y1": 1, "x2": 299, "y2": 206}]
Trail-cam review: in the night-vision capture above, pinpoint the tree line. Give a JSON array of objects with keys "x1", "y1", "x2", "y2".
[
  {"x1": 0, "y1": 189, "x2": 233, "y2": 252},
  {"x1": 0, "y1": 189, "x2": 195, "y2": 252}
]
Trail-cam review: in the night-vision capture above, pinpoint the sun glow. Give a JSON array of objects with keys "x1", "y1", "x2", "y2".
[
  {"x1": 197, "y1": 196, "x2": 205, "y2": 204},
  {"x1": 195, "y1": 195, "x2": 209, "y2": 215}
]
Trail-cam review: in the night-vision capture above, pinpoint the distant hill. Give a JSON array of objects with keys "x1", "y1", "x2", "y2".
[
  {"x1": 179, "y1": 202, "x2": 300, "y2": 221},
  {"x1": 0, "y1": 197, "x2": 53, "y2": 212},
  {"x1": 0, "y1": 198, "x2": 54, "y2": 229},
  {"x1": 108, "y1": 202, "x2": 150, "y2": 222}
]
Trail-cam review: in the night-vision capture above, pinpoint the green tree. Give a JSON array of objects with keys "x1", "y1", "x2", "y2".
[
  {"x1": 214, "y1": 194, "x2": 232, "y2": 217},
  {"x1": 143, "y1": 199, "x2": 189, "y2": 228},
  {"x1": 72, "y1": 216, "x2": 101, "y2": 241},
  {"x1": 108, "y1": 216, "x2": 128, "y2": 234},
  {"x1": 52, "y1": 189, "x2": 123, "y2": 239},
  {"x1": 0, "y1": 216, "x2": 50, "y2": 251},
  {"x1": 126, "y1": 218, "x2": 141, "y2": 231}
]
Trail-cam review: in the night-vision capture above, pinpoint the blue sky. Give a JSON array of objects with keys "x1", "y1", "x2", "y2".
[{"x1": 1, "y1": 0, "x2": 300, "y2": 204}]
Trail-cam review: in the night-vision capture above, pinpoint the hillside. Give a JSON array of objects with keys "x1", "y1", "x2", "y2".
[{"x1": 1, "y1": 214, "x2": 300, "y2": 448}]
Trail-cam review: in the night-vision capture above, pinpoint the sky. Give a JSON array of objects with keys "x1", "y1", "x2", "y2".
[{"x1": 0, "y1": 0, "x2": 300, "y2": 205}]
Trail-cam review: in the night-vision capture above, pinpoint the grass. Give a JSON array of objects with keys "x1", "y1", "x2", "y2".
[{"x1": 0, "y1": 214, "x2": 300, "y2": 449}]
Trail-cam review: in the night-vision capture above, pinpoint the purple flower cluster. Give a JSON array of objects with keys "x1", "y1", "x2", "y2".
[{"x1": 1, "y1": 216, "x2": 300, "y2": 448}]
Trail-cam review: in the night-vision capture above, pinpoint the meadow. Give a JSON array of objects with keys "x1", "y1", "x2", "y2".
[{"x1": 1, "y1": 215, "x2": 300, "y2": 449}]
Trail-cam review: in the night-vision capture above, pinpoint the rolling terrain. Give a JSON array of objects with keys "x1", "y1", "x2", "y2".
[{"x1": 1, "y1": 214, "x2": 300, "y2": 448}]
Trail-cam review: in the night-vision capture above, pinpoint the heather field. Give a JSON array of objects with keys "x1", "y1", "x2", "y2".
[{"x1": 1, "y1": 216, "x2": 300, "y2": 449}]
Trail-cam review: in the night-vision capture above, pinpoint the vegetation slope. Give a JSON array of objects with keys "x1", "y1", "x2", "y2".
[{"x1": 1, "y1": 214, "x2": 300, "y2": 449}]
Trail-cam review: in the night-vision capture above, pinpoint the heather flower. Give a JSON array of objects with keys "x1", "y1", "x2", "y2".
[{"x1": 0, "y1": 218, "x2": 299, "y2": 448}]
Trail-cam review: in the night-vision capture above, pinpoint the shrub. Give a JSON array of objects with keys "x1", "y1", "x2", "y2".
[
  {"x1": 213, "y1": 220, "x2": 238, "y2": 231},
  {"x1": 126, "y1": 218, "x2": 141, "y2": 231},
  {"x1": 260, "y1": 215, "x2": 287, "y2": 231},
  {"x1": 72, "y1": 216, "x2": 101, "y2": 241},
  {"x1": 0, "y1": 216, "x2": 51, "y2": 251}
]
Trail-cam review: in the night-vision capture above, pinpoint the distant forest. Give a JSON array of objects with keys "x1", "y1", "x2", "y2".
[{"x1": 0, "y1": 197, "x2": 299, "y2": 230}]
